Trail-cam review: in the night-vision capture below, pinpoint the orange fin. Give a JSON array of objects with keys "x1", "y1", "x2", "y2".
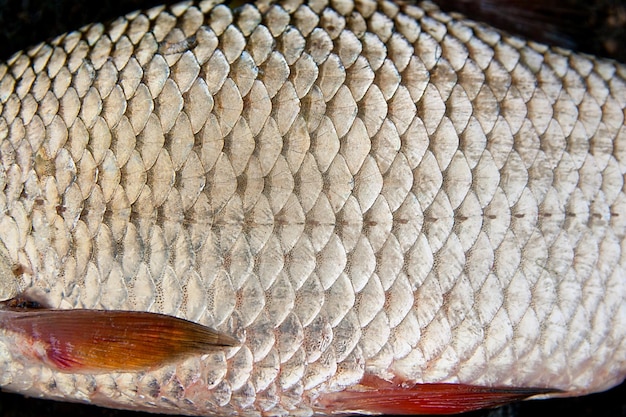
[
  {"x1": 317, "y1": 375, "x2": 559, "y2": 415},
  {"x1": 0, "y1": 301, "x2": 237, "y2": 373}
]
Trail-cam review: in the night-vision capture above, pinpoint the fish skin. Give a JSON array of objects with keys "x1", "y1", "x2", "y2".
[{"x1": 0, "y1": 0, "x2": 626, "y2": 416}]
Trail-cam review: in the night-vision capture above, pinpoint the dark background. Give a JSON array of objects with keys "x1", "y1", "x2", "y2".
[
  {"x1": 0, "y1": 0, "x2": 625, "y2": 61},
  {"x1": 0, "y1": 0, "x2": 625, "y2": 416},
  {"x1": 2, "y1": 385, "x2": 625, "y2": 417}
]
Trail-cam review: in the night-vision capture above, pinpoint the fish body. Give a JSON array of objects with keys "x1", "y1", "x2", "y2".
[{"x1": 0, "y1": 0, "x2": 625, "y2": 415}]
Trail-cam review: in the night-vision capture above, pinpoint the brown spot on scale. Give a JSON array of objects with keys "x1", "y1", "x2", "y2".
[
  {"x1": 315, "y1": 375, "x2": 559, "y2": 415},
  {"x1": 33, "y1": 148, "x2": 55, "y2": 178},
  {"x1": 11, "y1": 263, "x2": 29, "y2": 277},
  {"x1": 0, "y1": 296, "x2": 44, "y2": 309},
  {"x1": 158, "y1": 35, "x2": 198, "y2": 55},
  {"x1": 0, "y1": 297, "x2": 238, "y2": 373}
]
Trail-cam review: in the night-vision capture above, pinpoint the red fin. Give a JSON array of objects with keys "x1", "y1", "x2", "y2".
[
  {"x1": 317, "y1": 375, "x2": 559, "y2": 415},
  {"x1": 0, "y1": 307, "x2": 237, "y2": 373}
]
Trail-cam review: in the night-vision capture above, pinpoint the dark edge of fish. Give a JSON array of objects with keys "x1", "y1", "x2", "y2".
[
  {"x1": 431, "y1": 0, "x2": 626, "y2": 63},
  {"x1": 0, "y1": 1, "x2": 624, "y2": 417},
  {"x1": 1, "y1": 0, "x2": 625, "y2": 62}
]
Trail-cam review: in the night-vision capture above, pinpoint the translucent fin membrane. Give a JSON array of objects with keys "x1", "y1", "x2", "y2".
[
  {"x1": 0, "y1": 300, "x2": 238, "y2": 373},
  {"x1": 316, "y1": 375, "x2": 558, "y2": 414}
]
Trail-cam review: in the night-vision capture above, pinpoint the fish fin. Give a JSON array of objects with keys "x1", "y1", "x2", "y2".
[
  {"x1": 316, "y1": 375, "x2": 559, "y2": 415},
  {"x1": 432, "y1": 0, "x2": 586, "y2": 50},
  {"x1": 1, "y1": 306, "x2": 238, "y2": 373}
]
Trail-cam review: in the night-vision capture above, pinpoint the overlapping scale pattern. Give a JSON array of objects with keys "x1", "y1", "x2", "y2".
[{"x1": 0, "y1": 0, "x2": 625, "y2": 415}]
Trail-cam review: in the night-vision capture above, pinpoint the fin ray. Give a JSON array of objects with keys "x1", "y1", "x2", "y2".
[
  {"x1": 317, "y1": 375, "x2": 559, "y2": 414},
  {"x1": 0, "y1": 306, "x2": 238, "y2": 373}
]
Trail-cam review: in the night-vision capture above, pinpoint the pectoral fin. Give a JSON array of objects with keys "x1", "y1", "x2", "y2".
[{"x1": 0, "y1": 302, "x2": 238, "y2": 373}]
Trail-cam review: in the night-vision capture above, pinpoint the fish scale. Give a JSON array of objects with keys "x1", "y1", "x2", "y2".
[{"x1": 0, "y1": 0, "x2": 625, "y2": 415}]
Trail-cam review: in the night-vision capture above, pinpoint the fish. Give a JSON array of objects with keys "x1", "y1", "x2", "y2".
[{"x1": 0, "y1": 0, "x2": 625, "y2": 415}]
